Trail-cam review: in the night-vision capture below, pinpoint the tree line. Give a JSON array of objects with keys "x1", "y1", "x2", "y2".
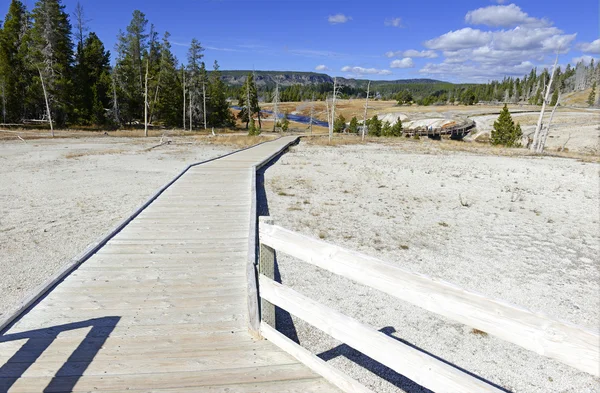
[
  {"x1": 243, "y1": 61, "x2": 600, "y2": 108},
  {"x1": 0, "y1": 0, "x2": 235, "y2": 129}
]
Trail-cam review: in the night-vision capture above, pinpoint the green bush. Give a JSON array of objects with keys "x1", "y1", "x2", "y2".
[{"x1": 491, "y1": 104, "x2": 522, "y2": 147}]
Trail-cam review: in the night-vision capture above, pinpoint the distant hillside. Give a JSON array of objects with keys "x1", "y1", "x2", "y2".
[{"x1": 217, "y1": 70, "x2": 447, "y2": 88}]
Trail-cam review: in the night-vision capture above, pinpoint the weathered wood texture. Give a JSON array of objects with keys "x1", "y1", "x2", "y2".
[
  {"x1": 1, "y1": 137, "x2": 340, "y2": 392},
  {"x1": 259, "y1": 216, "x2": 276, "y2": 328},
  {"x1": 259, "y1": 275, "x2": 505, "y2": 393},
  {"x1": 259, "y1": 223, "x2": 600, "y2": 377},
  {"x1": 260, "y1": 322, "x2": 374, "y2": 393}
]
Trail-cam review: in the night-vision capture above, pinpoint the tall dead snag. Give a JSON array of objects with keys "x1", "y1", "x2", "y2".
[
  {"x1": 1, "y1": 80, "x2": 6, "y2": 124},
  {"x1": 144, "y1": 58, "x2": 149, "y2": 137},
  {"x1": 530, "y1": 53, "x2": 559, "y2": 152},
  {"x1": 537, "y1": 93, "x2": 560, "y2": 153},
  {"x1": 202, "y1": 82, "x2": 207, "y2": 130},
  {"x1": 272, "y1": 80, "x2": 280, "y2": 132},
  {"x1": 182, "y1": 65, "x2": 186, "y2": 130},
  {"x1": 38, "y1": 67, "x2": 53, "y2": 137},
  {"x1": 309, "y1": 93, "x2": 315, "y2": 135},
  {"x1": 362, "y1": 81, "x2": 370, "y2": 141},
  {"x1": 329, "y1": 77, "x2": 338, "y2": 142}
]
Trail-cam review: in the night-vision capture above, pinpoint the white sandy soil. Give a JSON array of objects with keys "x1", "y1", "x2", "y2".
[
  {"x1": 468, "y1": 111, "x2": 600, "y2": 154},
  {"x1": 263, "y1": 141, "x2": 600, "y2": 393},
  {"x1": 0, "y1": 137, "x2": 234, "y2": 320}
]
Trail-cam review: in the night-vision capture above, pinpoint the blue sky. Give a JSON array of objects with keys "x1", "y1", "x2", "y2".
[{"x1": 12, "y1": 0, "x2": 600, "y2": 82}]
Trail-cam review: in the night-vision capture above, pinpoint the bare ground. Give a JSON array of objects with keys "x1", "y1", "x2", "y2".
[
  {"x1": 263, "y1": 140, "x2": 600, "y2": 393},
  {"x1": 0, "y1": 137, "x2": 236, "y2": 320}
]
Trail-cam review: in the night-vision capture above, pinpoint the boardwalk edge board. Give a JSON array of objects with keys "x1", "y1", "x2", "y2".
[{"x1": 0, "y1": 136, "x2": 296, "y2": 334}]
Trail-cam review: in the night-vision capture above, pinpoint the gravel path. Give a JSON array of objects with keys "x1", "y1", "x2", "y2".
[
  {"x1": 0, "y1": 137, "x2": 234, "y2": 320},
  {"x1": 263, "y1": 141, "x2": 600, "y2": 393}
]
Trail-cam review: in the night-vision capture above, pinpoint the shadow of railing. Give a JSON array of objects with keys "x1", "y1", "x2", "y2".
[
  {"x1": 316, "y1": 326, "x2": 511, "y2": 393},
  {"x1": 0, "y1": 316, "x2": 120, "y2": 392},
  {"x1": 255, "y1": 144, "x2": 301, "y2": 344}
]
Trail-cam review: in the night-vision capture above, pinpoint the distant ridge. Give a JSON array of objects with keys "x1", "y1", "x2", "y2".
[{"x1": 216, "y1": 70, "x2": 449, "y2": 88}]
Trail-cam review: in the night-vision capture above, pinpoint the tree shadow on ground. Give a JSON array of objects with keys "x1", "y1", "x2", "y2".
[{"x1": 0, "y1": 316, "x2": 120, "y2": 392}]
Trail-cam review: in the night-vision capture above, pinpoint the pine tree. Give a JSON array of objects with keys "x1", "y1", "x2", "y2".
[
  {"x1": 348, "y1": 116, "x2": 358, "y2": 133},
  {"x1": 381, "y1": 120, "x2": 391, "y2": 136},
  {"x1": 550, "y1": 88, "x2": 559, "y2": 107},
  {"x1": 186, "y1": 38, "x2": 203, "y2": 129},
  {"x1": 30, "y1": 0, "x2": 74, "y2": 126},
  {"x1": 390, "y1": 119, "x2": 403, "y2": 136},
  {"x1": 280, "y1": 113, "x2": 289, "y2": 132},
  {"x1": 588, "y1": 82, "x2": 596, "y2": 106},
  {"x1": 491, "y1": 104, "x2": 521, "y2": 147},
  {"x1": 80, "y1": 33, "x2": 111, "y2": 125},
  {"x1": 153, "y1": 32, "x2": 180, "y2": 127},
  {"x1": 207, "y1": 60, "x2": 233, "y2": 127},
  {"x1": 333, "y1": 113, "x2": 346, "y2": 133},
  {"x1": 0, "y1": 0, "x2": 31, "y2": 123},
  {"x1": 367, "y1": 115, "x2": 382, "y2": 137},
  {"x1": 114, "y1": 10, "x2": 148, "y2": 124},
  {"x1": 237, "y1": 73, "x2": 259, "y2": 129}
]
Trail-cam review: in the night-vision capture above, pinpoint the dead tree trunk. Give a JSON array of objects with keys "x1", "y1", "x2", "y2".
[
  {"x1": 246, "y1": 78, "x2": 252, "y2": 130},
  {"x1": 1, "y1": 80, "x2": 6, "y2": 124},
  {"x1": 531, "y1": 54, "x2": 559, "y2": 152},
  {"x1": 144, "y1": 59, "x2": 149, "y2": 137},
  {"x1": 309, "y1": 93, "x2": 315, "y2": 136},
  {"x1": 329, "y1": 77, "x2": 337, "y2": 142},
  {"x1": 182, "y1": 66, "x2": 186, "y2": 130},
  {"x1": 189, "y1": 89, "x2": 192, "y2": 131},
  {"x1": 537, "y1": 94, "x2": 560, "y2": 153},
  {"x1": 111, "y1": 71, "x2": 119, "y2": 125},
  {"x1": 202, "y1": 83, "x2": 207, "y2": 130},
  {"x1": 38, "y1": 67, "x2": 53, "y2": 137},
  {"x1": 362, "y1": 81, "x2": 370, "y2": 141}
]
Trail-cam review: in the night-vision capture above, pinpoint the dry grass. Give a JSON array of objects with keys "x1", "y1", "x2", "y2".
[
  {"x1": 64, "y1": 149, "x2": 127, "y2": 159},
  {"x1": 562, "y1": 88, "x2": 594, "y2": 107},
  {"x1": 261, "y1": 99, "x2": 536, "y2": 123},
  {"x1": 194, "y1": 134, "x2": 277, "y2": 148},
  {"x1": 304, "y1": 134, "x2": 367, "y2": 146}
]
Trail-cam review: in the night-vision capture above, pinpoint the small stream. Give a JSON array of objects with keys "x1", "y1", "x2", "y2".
[{"x1": 231, "y1": 106, "x2": 329, "y2": 128}]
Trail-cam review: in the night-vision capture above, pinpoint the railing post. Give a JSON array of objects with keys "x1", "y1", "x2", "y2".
[{"x1": 259, "y1": 216, "x2": 276, "y2": 328}]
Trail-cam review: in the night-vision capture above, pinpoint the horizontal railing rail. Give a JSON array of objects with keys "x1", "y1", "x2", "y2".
[{"x1": 255, "y1": 218, "x2": 599, "y2": 392}]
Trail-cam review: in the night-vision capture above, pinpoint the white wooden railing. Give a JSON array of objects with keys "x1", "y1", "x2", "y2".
[{"x1": 253, "y1": 217, "x2": 599, "y2": 393}]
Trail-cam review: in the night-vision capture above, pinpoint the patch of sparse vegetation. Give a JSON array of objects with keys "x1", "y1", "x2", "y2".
[
  {"x1": 470, "y1": 328, "x2": 488, "y2": 337},
  {"x1": 277, "y1": 190, "x2": 295, "y2": 197}
]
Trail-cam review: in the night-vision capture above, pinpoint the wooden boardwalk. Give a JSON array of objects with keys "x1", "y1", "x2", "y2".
[{"x1": 0, "y1": 137, "x2": 341, "y2": 393}]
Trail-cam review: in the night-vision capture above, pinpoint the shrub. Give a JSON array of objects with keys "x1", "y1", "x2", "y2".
[
  {"x1": 491, "y1": 104, "x2": 522, "y2": 147},
  {"x1": 333, "y1": 114, "x2": 346, "y2": 133}
]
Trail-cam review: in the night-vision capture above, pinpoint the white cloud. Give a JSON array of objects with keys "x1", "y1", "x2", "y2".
[
  {"x1": 424, "y1": 26, "x2": 575, "y2": 61},
  {"x1": 384, "y1": 18, "x2": 403, "y2": 28},
  {"x1": 465, "y1": 4, "x2": 549, "y2": 28},
  {"x1": 328, "y1": 14, "x2": 351, "y2": 24},
  {"x1": 341, "y1": 66, "x2": 392, "y2": 76},
  {"x1": 390, "y1": 58, "x2": 414, "y2": 68},
  {"x1": 315, "y1": 64, "x2": 330, "y2": 71},
  {"x1": 578, "y1": 39, "x2": 600, "y2": 54},
  {"x1": 288, "y1": 49, "x2": 346, "y2": 58},
  {"x1": 425, "y1": 28, "x2": 492, "y2": 50},
  {"x1": 572, "y1": 55, "x2": 598, "y2": 65},
  {"x1": 419, "y1": 60, "x2": 537, "y2": 82},
  {"x1": 385, "y1": 49, "x2": 438, "y2": 58}
]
